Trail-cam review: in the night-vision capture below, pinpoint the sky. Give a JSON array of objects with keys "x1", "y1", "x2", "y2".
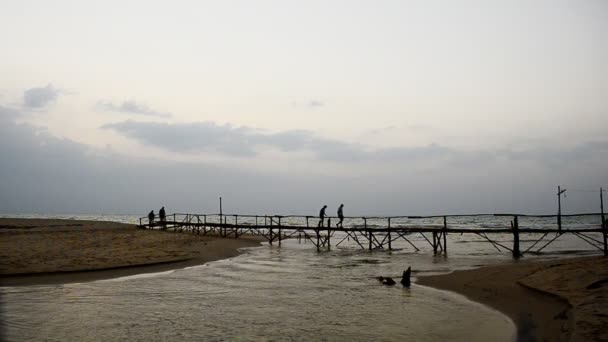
[{"x1": 1, "y1": 0, "x2": 607, "y2": 215}]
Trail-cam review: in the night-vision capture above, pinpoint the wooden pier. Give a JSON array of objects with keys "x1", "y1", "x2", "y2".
[{"x1": 139, "y1": 213, "x2": 607, "y2": 258}]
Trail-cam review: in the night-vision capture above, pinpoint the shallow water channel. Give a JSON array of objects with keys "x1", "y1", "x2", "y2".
[{"x1": 1, "y1": 239, "x2": 519, "y2": 341}]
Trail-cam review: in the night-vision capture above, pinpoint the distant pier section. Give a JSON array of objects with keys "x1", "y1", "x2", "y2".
[{"x1": 139, "y1": 212, "x2": 607, "y2": 258}]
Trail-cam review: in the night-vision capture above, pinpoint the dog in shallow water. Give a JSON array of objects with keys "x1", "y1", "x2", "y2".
[
  {"x1": 377, "y1": 266, "x2": 411, "y2": 287},
  {"x1": 376, "y1": 276, "x2": 396, "y2": 286}
]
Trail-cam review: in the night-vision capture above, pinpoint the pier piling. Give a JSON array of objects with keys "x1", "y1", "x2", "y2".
[
  {"x1": 139, "y1": 211, "x2": 606, "y2": 258},
  {"x1": 512, "y1": 215, "x2": 520, "y2": 259}
]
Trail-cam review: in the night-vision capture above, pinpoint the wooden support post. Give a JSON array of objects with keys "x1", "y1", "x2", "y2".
[
  {"x1": 223, "y1": 216, "x2": 226, "y2": 235},
  {"x1": 316, "y1": 228, "x2": 320, "y2": 251},
  {"x1": 278, "y1": 217, "x2": 282, "y2": 246},
  {"x1": 234, "y1": 215, "x2": 238, "y2": 238},
  {"x1": 327, "y1": 218, "x2": 331, "y2": 248},
  {"x1": 219, "y1": 197, "x2": 223, "y2": 235},
  {"x1": 602, "y1": 220, "x2": 608, "y2": 256},
  {"x1": 512, "y1": 215, "x2": 521, "y2": 259},
  {"x1": 432, "y1": 231, "x2": 438, "y2": 254},
  {"x1": 203, "y1": 215, "x2": 207, "y2": 235},
  {"x1": 269, "y1": 217, "x2": 273, "y2": 245},
  {"x1": 364, "y1": 218, "x2": 371, "y2": 250},
  {"x1": 443, "y1": 216, "x2": 448, "y2": 254},
  {"x1": 557, "y1": 186, "x2": 566, "y2": 232},
  {"x1": 387, "y1": 218, "x2": 392, "y2": 250}
]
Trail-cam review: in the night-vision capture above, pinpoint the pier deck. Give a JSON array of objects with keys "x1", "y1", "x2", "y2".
[{"x1": 138, "y1": 213, "x2": 607, "y2": 258}]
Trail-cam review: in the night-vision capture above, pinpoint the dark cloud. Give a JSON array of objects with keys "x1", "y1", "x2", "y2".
[
  {"x1": 0, "y1": 108, "x2": 606, "y2": 215},
  {"x1": 500, "y1": 141, "x2": 608, "y2": 168},
  {"x1": 101, "y1": 120, "x2": 452, "y2": 162},
  {"x1": 97, "y1": 100, "x2": 171, "y2": 117},
  {"x1": 0, "y1": 110, "x2": 325, "y2": 214},
  {"x1": 101, "y1": 119, "x2": 608, "y2": 171},
  {"x1": 23, "y1": 84, "x2": 59, "y2": 108},
  {"x1": 0, "y1": 105, "x2": 21, "y2": 120},
  {"x1": 101, "y1": 120, "x2": 258, "y2": 156}
]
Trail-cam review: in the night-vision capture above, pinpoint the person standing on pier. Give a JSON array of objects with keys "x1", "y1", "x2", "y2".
[
  {"x1": 159, "y1": 206, "x2": 166, "y2": 222},
  {"x1": 336, "y1": 204, "x2": 344, "y2": 228},
  {"x1": 148, "y1": 210, "x2": 155, "y2": 226},
  {"x1": 318, "y1": 205, "x2": 327, "y2": 227}
]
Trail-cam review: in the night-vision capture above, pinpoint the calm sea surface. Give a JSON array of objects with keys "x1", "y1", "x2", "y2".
[{"x1": 1, "y1": 213, "x2": 603, "y2": 341}]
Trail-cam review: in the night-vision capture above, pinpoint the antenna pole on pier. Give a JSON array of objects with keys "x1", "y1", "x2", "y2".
[
  {"x1": 601, "y1": 187, "x2": 606, "y2": 256},
  {"x1": 557, "y1": 186, "x2": 566, "y2": 232}
]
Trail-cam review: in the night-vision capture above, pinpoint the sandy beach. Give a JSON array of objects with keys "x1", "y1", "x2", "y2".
[
  {"x1": 0, "y1": 218, "x2": 261, "y2": 286},
  {"x1": 2, "y1": 218, "x2": 607, "y2": 341},
  {"x1": 419, "y1": 256, "x2": 608, "y2": 342}
]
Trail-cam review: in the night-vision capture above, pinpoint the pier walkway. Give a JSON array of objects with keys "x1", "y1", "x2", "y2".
[{"x1": 138, "y1": 213, "x2": 607, "y2": 258}]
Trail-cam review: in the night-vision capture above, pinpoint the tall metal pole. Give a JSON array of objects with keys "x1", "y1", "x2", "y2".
[
  {"x1": 601, "y1": 187, "x2": 607, "y2": 256},
  {"x1": 601, "y1": 188, "x2": 605, "y2": 228},
  {"x1": 557, "y1": 186, "x2": 566, "y2": 232}
]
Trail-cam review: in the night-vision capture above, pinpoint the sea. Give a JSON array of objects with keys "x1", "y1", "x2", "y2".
[{"x1": 1, "y1": 213, "x2": 604, "y2": 341}]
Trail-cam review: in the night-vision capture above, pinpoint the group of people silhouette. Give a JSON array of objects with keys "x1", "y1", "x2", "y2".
[
  {"x1": 147, "y1": 206, "x2": 166, "y2": 225},
  {"x1": 146, "y1": 205, "x2": 345, "y2": 228},
  {"x1": 318, "y1": 204, "x2": 345, "y2": 228}
]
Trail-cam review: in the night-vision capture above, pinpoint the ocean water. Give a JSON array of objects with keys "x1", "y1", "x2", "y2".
[{"x1": 1, "y1": 213, "x2": 604, "y2": 341}]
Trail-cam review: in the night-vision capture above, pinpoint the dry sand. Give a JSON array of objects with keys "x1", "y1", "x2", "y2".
[
  {"x1": 418, "y1": 256, "x2": 608, "y2": 342},
  {"x1": 0, "y1": 218, "x2": 261, "y2": 286}
]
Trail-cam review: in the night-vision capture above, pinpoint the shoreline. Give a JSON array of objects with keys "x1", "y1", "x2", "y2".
[
  {"x1": 0, "y1": 218, "x2": 262, "y2": 286},
  {"x1": 418, "y1": 256, "x2": 608, "y2": 342},
  {"x1": 3, "y1": 218, "x2": 606, "y2": 341},
  {"x1": 0, "y1": 247, "x2": 260, "y2": 286}
]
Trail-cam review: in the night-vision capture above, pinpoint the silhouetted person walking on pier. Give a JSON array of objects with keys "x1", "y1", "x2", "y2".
[
  {"x1": 318, "y1": 205, "x2": 327, "y2": 227},
  {"x1": 159, "y1": 206, "x2": 166, "y2": 222},
  {"x1": 148, "y1": 210, "x2": 155, "y2": 226},
  {"x1": 336, "y1": 204, "x2": 344, "y2": 228}
]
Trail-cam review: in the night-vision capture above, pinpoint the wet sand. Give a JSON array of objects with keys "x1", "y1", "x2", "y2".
[
  {"x1": 0, "y1": 218, "x2": 261, "y2": 286},
  {"x1": 3, "y1": 218, "x2": 606, "y2": 341},
  {"x1": 418, "y1": 256, "x2": 608, "y2": 342}
]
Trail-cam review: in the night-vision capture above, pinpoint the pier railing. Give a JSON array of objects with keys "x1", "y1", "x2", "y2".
[{"x1": 138, "y1": 212, "x2": 607, "y2": 258}]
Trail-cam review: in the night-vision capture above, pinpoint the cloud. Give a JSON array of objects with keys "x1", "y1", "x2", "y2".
[
  {"x1": 102, "y1": 120, "x2": 258, "y2": 156},
  {"x1": 500, "y1": 141, "x2": 608, "y2": 168},
  {"x1": 0, "y1": 105, "x2": 21, "y2": 120},
  {"x1": 101, "y1": 119, "x2": 608, "y2": 170},
  {"x1": 97, "y1": 100, "x2": 171, "y2": 117},
  {"x1": 0, "y1": 110, "x2": 343, "y2": 214},
  {"x1": 1, "y1": 108, "x2": 606, "y2": 215},
  {"x1": 101, "y1": 120, "x2": 455, "y2": 162},
  {"x1": 293, "y1": 100, "x2": 325, "y2": 109},
  {"x1": 309, "y1": 100, "x2": 324, "y2": 108},
  {"x1": 23, "y1": 84, "x2": 60, "y2": 109}
]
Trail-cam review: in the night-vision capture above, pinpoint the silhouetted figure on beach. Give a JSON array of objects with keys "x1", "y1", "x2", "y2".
[
  {"x1": 159, "y1": 206, "x2": 166, "y2": 222},
  {"x1": 336, "y1": 204, "x2": 344, "y2": 228},
  {"x1": 401, "y1": 266, "x2": 411, "y2": 287},
  {"x1": 318, "y1": 205, "x2": 327, "y2": 227},
  {"x1": 148, "y1": 210, "x2": 155, "y2": 226}
]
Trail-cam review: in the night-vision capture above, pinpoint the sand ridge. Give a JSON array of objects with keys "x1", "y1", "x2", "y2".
[
  {"x1": 419, "y1": 256, "x2": 608, "y2": 342},
  {"x1": 0, "y1": 218, "x2": 261, "y2": 286}
]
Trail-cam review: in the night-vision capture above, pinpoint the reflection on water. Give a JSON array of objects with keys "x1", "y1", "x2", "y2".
[{"x1": 1, "y1": 241, "x2": 519, "y2": 342}]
